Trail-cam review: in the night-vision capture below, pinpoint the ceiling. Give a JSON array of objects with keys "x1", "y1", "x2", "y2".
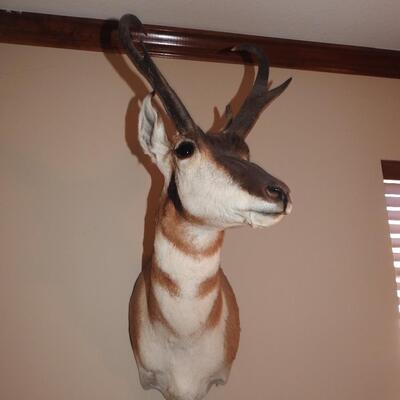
[{"x1": 2, "y1": 0, "x2": 400, "y2": 51}]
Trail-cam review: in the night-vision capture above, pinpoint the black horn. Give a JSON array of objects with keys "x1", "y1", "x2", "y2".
[
  {"x1": 119, "y1": 14, "x2": 199, "y2": 136},
  {"x1": 223, "y1": 44, "x2": 292, "y2": 138}
]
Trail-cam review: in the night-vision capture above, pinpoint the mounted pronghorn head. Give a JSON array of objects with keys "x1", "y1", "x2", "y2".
[{"x1": 120, "y1": 14, "x2": 292, "y2": 230}]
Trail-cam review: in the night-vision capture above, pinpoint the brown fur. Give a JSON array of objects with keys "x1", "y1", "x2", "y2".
[
  {"x1": 205, "y1": 288, "x2": 223, "y2": 329},
  {"x1": 220, "y1": 270, "x2": 240, "y2": 365},
  {"x1": 151, "y1": 259, "x2": 180, "y2": 297},
  {"x1": 198, "y1": 268, "x2": 222, "y2": 298},
  {"x1": 160, "y1": 200, "x2": 224, "y2": 258},
  {"x1": 143, "y1": 265, "x2": 177, "y2": 335},
  {"x1": 201, "y1": 139, "x2": 289, "y2": 206},
  {"x1": 129, "y1": 273, "x2": 145, "y2": 365}
]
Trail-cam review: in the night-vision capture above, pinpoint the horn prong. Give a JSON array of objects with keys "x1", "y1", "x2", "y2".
[{"x1": 223, "y1": 44, "x2": 291, "y2": 138}]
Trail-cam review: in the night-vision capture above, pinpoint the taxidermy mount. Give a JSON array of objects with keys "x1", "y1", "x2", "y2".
[{"x1": 119, "y1": 14, "x2": 292, "y2": 400}]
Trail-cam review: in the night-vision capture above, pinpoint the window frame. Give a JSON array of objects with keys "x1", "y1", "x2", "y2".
[{"x1": 381, "y1": 160, "x2": 400, "y2": 313}]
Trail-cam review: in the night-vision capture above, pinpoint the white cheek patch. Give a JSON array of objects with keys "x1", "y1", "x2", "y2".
[
  {"x1": 175, "y1": 153, "x2": 282, "y2": 228},
  {"x1": 176, "y1": 155, "x2": 247, "y2": 226}
]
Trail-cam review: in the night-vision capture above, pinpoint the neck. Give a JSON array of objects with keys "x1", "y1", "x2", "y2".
[
  {"x1": 153, "y1": 198, "x2": 224, "y2": 297},
  {"x1": 146, "y1": 197, "x2": 225, "y2": 336}
]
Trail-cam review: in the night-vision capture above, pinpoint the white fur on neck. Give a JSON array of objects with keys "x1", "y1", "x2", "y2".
[
  {"x1": 152, "y1": 225, "x2": 221, "y2": 336},
  {"x1": 154, "y1": 228, "x2": 220, "y2": 295}
]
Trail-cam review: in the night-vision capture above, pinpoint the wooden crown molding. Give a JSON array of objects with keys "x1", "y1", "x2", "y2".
[
  {"x1": 382, "y1": 160, "x2": 400, "y2": 180},
  {"x1": 1, "y1": 9, "x2": 399, "y2": 79}
]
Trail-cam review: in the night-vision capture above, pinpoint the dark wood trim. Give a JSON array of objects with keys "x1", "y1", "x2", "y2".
[
  {"x1": 1, "y1": 9, "x2": 399, "y2": 79},
  {"x1": 382, "y1": 160, "x2": 400, "y2": 180}
]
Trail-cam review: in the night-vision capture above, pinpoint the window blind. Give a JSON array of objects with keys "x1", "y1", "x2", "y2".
[{"x1": 382, "y1": 160, "x2": 400, "y2": 312}]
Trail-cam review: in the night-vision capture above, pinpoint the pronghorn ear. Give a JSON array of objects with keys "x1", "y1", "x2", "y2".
[{"x1": 138, "y1": 95, "x2": 171, "y2": 174}]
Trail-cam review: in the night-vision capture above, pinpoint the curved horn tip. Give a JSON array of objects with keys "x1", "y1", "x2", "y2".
[
  {"x1": 119, "y1": 14, "x2": 145, "y2": 36},
  {"x1": 230, "y1": 43, "x2": 263, "y2": 52},
  {"x1": 120, "y1": 13, "x2": 142, "y2": 26},
  {"x1": 230, "y1": 44, "x2": 250, "y2": 53}
]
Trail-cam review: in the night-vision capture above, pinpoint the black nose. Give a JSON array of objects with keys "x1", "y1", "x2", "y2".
[{"x1": 266, "y1": 185, "x2": 288, "y2": 211}]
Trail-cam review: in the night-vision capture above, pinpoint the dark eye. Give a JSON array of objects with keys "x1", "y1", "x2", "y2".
[{"x1": 174, "y1": 141, "x2": 195, "y2": 159}]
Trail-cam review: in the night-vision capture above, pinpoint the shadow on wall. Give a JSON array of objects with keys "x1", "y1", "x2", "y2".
[{"x1": 100, "y1": 18, "x2": 257, "y2": 272}]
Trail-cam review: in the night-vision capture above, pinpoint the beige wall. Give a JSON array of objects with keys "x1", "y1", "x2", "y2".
[{"x1": 1, "y1": 43, "x2": 400, "y2": 400}]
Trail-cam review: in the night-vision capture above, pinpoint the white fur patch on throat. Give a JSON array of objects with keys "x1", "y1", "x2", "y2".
[{"x1": 154, "y1": 229, "x2": 221, "y2": 297}]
